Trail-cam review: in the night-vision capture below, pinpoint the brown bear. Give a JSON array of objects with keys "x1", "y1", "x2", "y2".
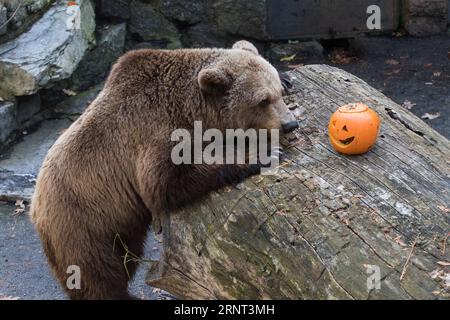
[{"x1": 30, "y1": 40, "x2": 298, "y2": 300}]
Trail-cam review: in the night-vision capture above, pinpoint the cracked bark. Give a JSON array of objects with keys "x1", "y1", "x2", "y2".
[{"x1": 146, "y1": 65, "x2": 450, "y2": 300}]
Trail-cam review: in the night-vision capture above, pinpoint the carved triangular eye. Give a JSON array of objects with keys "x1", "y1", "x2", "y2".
[{"x1": 342, "y1": 125, "x2": 348, "y2": 132}]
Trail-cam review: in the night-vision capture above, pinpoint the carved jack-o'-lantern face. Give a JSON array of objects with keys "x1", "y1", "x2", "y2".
[{"x1": 328, "y1": 103, "x2": 380, "y2": 155}]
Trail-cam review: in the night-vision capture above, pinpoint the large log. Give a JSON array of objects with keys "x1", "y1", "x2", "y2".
[{"x1": 146, "y1": 65, "x2": 450, "y2": 300}]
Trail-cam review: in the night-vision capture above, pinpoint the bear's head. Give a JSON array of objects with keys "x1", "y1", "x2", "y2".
[{"x1": 198, "y1": 41, "x2": 298, "y2": 134}]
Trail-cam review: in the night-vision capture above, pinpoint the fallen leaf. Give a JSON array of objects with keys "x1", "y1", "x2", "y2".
[
  {"x1": 13, "y1": 200, "x2": 25, "y2": 216},
  {"x1": 0, "y1": 96, "x2": 4, "y2": 101},
  {"x1": 385, "y1": 59, "x2": 399, "y2": 65},
  {"x1": 436, "y1": 261, "x2": 450, "y2": 266},
  {"x1": 424, "y1": 63, "x2": 433, "y2": 68},
  {"x1": 432, "y1": 290, "x2": 441, "y2": 295},
  {"x1": 280, "y1": 54, "x2": 296, "y2": 62},
  {"x1": 62, "y1": 88, "x2": 77, "y2": 96},
  {"x1": 329, "y1": 48, "x2": 357, "y2": 65},
  {"x1": 385, "y1": 68, "x2": 401, "y2": 76},
  {"x1": 402, "y1": 100, "x2": 416, "y2": 110},
  {"x1": 392, "y1": 31, "x2": 404, "y2": 37},
  {"x1": 437, "y1": 205, "x2": 450, "y2": 213},
  {"x1": 421, "y1": 112, "x2": 440, "y2": 120}
]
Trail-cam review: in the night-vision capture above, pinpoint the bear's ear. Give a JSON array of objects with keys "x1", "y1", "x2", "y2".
[
  {"x1": 232, "y1": 40, "x2": 259, "y2": 55},
  {"x1": 198, "y1": 68, "x2": 231, "y2": 94}
]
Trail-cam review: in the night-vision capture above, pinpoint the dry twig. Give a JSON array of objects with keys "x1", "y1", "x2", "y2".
[{"x1": 400, "y1": 236, "x2": 419, "y2": 281}]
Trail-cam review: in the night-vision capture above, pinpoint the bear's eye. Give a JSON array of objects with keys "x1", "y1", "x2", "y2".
[{"x1": 259, "y1": 99, "x2": 270, "y2": 108}]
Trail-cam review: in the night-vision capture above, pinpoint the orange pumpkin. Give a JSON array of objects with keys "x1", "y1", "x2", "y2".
[{"x1": 328, "y1": 103, "x2": 380, "y2": 155}]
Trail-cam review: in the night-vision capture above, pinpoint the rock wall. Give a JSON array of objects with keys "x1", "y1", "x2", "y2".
[
  {"x1": 96, "y1": 0, "x2": 267, "y2": 50},
  {"x1": 0, "y1": 0, "x2": 96, "y2": 98},
  {"x1": 0, "y1": 0, "x2": 124, "y2": 149},
  {"x1": 0, "y1": 0, "x2": 95, "y2": 148}
]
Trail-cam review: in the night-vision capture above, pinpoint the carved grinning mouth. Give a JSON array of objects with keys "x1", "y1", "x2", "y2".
[{"x1": 339, "y1": 136, "x2": 355, "y2": 145}]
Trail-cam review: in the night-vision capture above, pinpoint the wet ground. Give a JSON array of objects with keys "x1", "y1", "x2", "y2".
[
  {"x1": 0, "y1": 203, "x2": 166, "y2": 300},
  {"x1": 0, "y1": 34, "x2": 449, "y2": 300}
]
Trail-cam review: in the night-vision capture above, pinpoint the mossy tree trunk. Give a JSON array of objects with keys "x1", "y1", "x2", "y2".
[{"x1": 146, "y1": 65, "x2": 450, "y2": 300}]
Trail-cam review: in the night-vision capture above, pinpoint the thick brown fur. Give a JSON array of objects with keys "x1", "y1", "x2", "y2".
[{"x1": 30, "y1": 41, "x2": 296, "y2": 299}]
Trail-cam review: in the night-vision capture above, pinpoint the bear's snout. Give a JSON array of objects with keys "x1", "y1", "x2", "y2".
[
  {"x1": 281, "y1": 120, "x2": 299, "y2": 133},
  {"x1": 274, "y1": 100, "x2": 298, "y2": 133}
]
